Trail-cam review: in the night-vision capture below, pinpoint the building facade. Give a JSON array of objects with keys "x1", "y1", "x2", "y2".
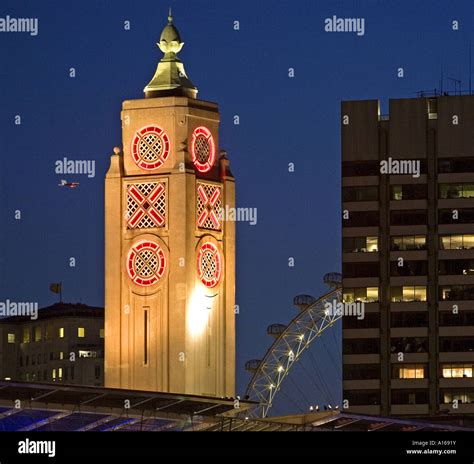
[
  {"x1": 0, "y1": 303, "x2": 104, "y2": 386},
  {"x1": 104, "y1": 13, "x2": 236, "y2": 397},
  {"x1": 342, "y1": 94, "x2": 474, "y2": 416}
]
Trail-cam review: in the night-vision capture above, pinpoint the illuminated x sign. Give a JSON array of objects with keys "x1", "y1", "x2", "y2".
[
  {"x1": 197, "y1": 184, "x2": 221, "y2": 229},
  {"x1": 127, "y1": 183, "x2": 165, "y2": 229}
]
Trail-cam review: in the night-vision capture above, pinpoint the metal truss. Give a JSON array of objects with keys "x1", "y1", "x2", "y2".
[{"x1": 244, "y1": 288, "x2": 342, "y2": 419}]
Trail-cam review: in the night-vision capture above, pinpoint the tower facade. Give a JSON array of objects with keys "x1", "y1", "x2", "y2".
[{"x1": 104, "y1": 13, "x2": 235, "y2": 397}]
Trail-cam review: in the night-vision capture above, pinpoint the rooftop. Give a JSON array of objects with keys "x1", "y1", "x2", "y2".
[{"x1": 0, "y1": 303, "x2": 103, "y2": 324}]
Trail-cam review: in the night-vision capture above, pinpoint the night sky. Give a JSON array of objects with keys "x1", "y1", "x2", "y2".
[{"x1": 1, "y1": 0, "x2": 473, "y2": 408}]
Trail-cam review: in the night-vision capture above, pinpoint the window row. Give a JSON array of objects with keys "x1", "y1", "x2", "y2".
[
  {"x1": 439, "y1": 183, "x2": 474, "y2": 200},
  {"x1": 344, "y1": 389, "x2": 474, "y2": 406},
  {"x1": 343, "y1": 259, "x2": 474, "y2": 277},
  {"x1": 20, "y1": 366, "x2": 75, "y2": 382},
  {"x1": 440, "y1": 234, "x2": 474, "y2": 250},
  {"x1": 19, "y1": 350, "x2": 102, "y2": 366},
  {"x1": 342, "y1": 160, "x2": 427, "y2": 177},
  {"x1": 342, "y1": 236, "x2": 378, "y2": 253},
  {"x1": 19, "y1": 365, "x2": 102, "y2": 382},
  {"x1": 343, "y1": 389, "x2": 429, "y2": 406},
  {"x1": 442, "y1": 390, "x2": 474, "y2": 404},
  {"x1": 439, "y1": 157, "x2": 474, "y2": 173},
  {"x1": 345, "y1": 184, "x2": 474, "y2": 201},
  {"x1": 343, "y1": 337, "x2": 474, "y2": 354},
  {"x1": 344, "y1": 363, "x2": 474, "y2": 381},
  {"x1": 344, "y1": 285, "x2": 474, "y2": 302},
  {"x1": 343, "y1": 158, "x2": 474, "y2": 177},
  {"x1": 344, "y1": 234, "x2": 474, "y2": 253},
  {"x1": 344, "y1": 311, "x2": 474, "y2": 329},
  {"x1": 343, "y1": 185, "x2": 429, "y2": 202},
  {"x1": 11, "y1": 326, "x2": 105, "y2": 344},
  {"x1": 343, "y1": 209, "x2": 474, "y2": 227}
]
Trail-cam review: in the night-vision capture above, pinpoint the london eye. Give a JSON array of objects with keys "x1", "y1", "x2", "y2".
[{"x1": 244, "y1": 274, "x2": 343, "y2": 418}]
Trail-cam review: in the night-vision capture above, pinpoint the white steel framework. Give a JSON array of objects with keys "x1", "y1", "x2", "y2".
[{"x1": 244, "y1": 288, "x2": 342, "y2": 418}]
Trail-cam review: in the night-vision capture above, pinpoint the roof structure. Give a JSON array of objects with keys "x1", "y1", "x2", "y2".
[
  {"x1": 0, "y1": 381, "x2": 472, "y2": 432},
  {"x1": 0, "y1": 303, "x2": 103, "y2": 324}
]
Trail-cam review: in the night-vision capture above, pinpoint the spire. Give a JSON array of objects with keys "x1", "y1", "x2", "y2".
[{"x1": 144, "y1": 10, "x2": 198, "y2": 99}]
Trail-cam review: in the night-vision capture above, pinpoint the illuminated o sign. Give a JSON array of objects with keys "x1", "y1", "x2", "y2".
[
  {"x1": 190, "y1": 126, "x2": 216, "y2": 173},
  {"x1": 131, "y1": 125, "x2": 170, "y2": 170},
  {"x1": 127, "y1": 240, "x2": 166, "y2": 286},
  {"x1": 197, "y1": 242, "x2": 222, "y2": 287}
]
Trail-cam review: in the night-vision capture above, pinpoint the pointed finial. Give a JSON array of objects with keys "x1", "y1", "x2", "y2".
[{"x1": 144, "y1": 8, "x2": 198, "y2": 98}]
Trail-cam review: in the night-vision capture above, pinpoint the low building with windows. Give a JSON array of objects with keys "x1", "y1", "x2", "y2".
[{"x1": 0, "y1": 303, "x2": 104, "y2": 386}]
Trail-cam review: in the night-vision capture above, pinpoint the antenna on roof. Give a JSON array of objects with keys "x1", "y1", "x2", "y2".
[
  {"x1": 439, "y1": 63, "x2": 444, "y2": 94},
  {"x1": 448, "y1": 77, "x2": 462, "y2": 95},
  {"x1": 469, "y1": 42, "x2": 472, "y2": 95}
]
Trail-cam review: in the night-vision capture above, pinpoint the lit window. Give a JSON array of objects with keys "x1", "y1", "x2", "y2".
[
  {"x1": 398, "y1": 365, "x2": 425, "y2": 379},
  {"x1": 366, "y1": 287, "x2": 379, "y2": 302},
  {"x1": 7, "y1": 333, "x2": 15, "y2": 343},
  {"x1": 79, "y1": 350, "x2": 97, "y2": 358},
  {"x1": 391, "y1": 286, "x2": 427, "y2": 303},
  {"x1": 59, "y1": 327, "x2": 65, "y2": 338},
  {"x1": 464, "y1": 235, "x2": 474, "y2": 249},
  {"x1": 463, "y1": 185, "x2": 474, "y2": 198},
  {"x1": 413, "y1": 286, "x2": 427, "y2": 302},
  {"x1": 78, "y1": 327, "x2": 85, "y2": 338},
  {"x1": 442, "y1": 364, "x2": 473, "y2": 378},
  {"x1": 58, "y1": 368, "x2": 63, "y2": 380},
  {"x1": 343, "y1": 287, "x2": 379, "y2": 303},
  {"x1": 440, "y1": 234, "x2": 474, "y2": 250},
  {"x1": 343, "y1": 236, "x2": 379, "y2": 253},
  {"x1": 392, "y1": 185, "x2": 403, "y2": 200},
  {"x1": 391, "y1": 235, "x2": 426, "y2": 251},
  {"x1": 443, "y1": 391, "x2": 474, "y2": 404},
  {"x1": 34, "y1": 327, "x2": 41, "y2": 342},
  {"x1": 366, "y1": 237, "x2": 378, "y2": 252},
  {"x1": 22, "y1": 328, "x2": 30, "y2": 344},
  {"x1": 440, "y1": 184, "x2": 474, "y2": 200},
  {"x1": 414, "y1": 236, "x2": 426, "y2": 250},
  {"x1": 52, "y1": 368, "x2": 56, "y2": 380},
  {"x1": 100, "y1": 328, "x2": 104, "y2": 339},
  {"x1": 59, "y1": 352, "x2": 64, "y2": 360}
]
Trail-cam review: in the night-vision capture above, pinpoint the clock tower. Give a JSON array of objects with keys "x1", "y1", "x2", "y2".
[{"x1": 104, "y1": 11, "x2": 235, "y2": 397}]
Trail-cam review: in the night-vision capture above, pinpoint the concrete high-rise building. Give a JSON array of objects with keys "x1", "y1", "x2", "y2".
[
  {"x1": 342, "y1": 94, "x2": 474, "y2": 417},
  {"x1": 104, "y1": 12, "x2": 235, "y2": 397}
]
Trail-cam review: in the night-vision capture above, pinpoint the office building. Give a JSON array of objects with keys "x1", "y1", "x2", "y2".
[{"x1": 342, "y1": 94, "x2": 474, "y2": 416}]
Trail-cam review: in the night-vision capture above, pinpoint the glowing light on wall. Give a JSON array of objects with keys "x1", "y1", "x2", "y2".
[
  {"x1": 197, "y1": 242, "x2": 222, "y2": 287},
  {"x1": 127, "y1": 240, "x2": 166, "y2": 286},
  {"x1": 188, "y1": 288, "x2": 212, "y2": 336},
  {"x1": 131, "y1": 125, "x2": 170, "y2": 170},
  {"x1": 190, "y1": 126, "x2": 216, "y2": 173}
]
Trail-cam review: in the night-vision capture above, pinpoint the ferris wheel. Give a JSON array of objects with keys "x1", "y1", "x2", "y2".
[{"x1": 243, "y1": 274, "x2": 342, "y2": 419}]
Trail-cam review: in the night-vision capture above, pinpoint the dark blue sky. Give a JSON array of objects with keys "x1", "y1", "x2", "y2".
[{"x1": 1, "y1": 0, "x2": 473, "y2": 403}]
